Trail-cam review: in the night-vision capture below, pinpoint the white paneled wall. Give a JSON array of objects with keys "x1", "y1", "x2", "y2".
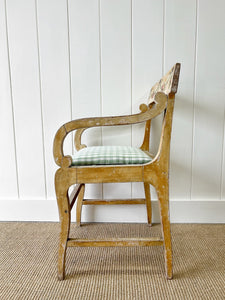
[
  {"x1": 68, "y1": 0, "x2": 102, "y2": 200},
  {"x1": 101, "y1": 0, "x2": 132, "y2": 199},
  {"x1": 165, "y1": 0, "x2": 197, "y2": 200},
  {"x1": 0, "y1": 0, "x2": 225, "y2": 222},
  {"x1": 192, "y1": 0, "x2": 225, "y2": 200},
  {"x1": 37, "y1": 0, "x2": 72, "y2": 199}
]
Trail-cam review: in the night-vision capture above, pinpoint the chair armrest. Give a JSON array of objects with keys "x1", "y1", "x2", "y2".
[{"x1": 53, "y1": 92, "x2": 167, "y2": 167}]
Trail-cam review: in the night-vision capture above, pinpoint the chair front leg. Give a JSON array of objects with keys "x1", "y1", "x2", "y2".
[
  {"x1": 55, "y1": 172, "x2": 71, "y2": 280},
  {"x1": 144, "y1": 182, "x2": 152, "y2": 226},
  {"x1": 156, "y1": 178, "x2": 173, "y2": 279},
  {"x1": 58, "y1": 207, "x2": 70, "y2": 280},
  {"x1": 76, "y1": 184, "x2": 85, "y2": 226}
]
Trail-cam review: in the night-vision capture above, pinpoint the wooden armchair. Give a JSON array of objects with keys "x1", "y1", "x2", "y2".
[{"x1": 53, "y1": 63, "x2": 181, "y2": 280}]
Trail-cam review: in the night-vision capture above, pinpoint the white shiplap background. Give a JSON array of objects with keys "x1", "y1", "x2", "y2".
[{"x1": 0, "y1": 0, "x2": 225, "y2": 222}]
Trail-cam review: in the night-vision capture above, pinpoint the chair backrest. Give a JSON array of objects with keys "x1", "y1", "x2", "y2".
[
  {"x1": 140, "y1": 63, "x2": 181, "y2": 153},
  {"x1": 148, "y1": 63, "x2": 181, "y2": 104}
]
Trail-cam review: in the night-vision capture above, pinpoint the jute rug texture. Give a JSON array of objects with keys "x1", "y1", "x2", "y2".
[{"x1": 0, "y1": 223, "x2": 224, "y2": 300}]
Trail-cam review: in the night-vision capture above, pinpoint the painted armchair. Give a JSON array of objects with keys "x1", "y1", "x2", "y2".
[{"x1": 53, "y1": 63, "x2": 181, "y2": 280}]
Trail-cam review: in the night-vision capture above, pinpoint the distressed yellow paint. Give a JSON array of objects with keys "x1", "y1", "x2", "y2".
[{"x1": 53, "y1": 63, "x2": 181, "y2": 280}]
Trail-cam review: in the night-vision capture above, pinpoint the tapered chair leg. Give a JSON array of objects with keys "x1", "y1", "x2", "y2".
[
  {"x1": 58, "y1": 208, "x2": 70, "y2": 280},
  {"x1": 55, "y1": 172, "x2": 71, "y2": 280},
  {"x1": 156, "y1": 180, "x2": 173, "y2": 279},
  {"x1": 144, "y1": 182, "x2": 152, "y2": 226},
  {"x1": 76, "y1": 184, "x2": 85, "y2": 226}
]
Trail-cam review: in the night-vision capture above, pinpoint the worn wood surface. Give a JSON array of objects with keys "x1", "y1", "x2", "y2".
[
  {"x1": 144, "y1": 183, "x2": 152, "y2": 225},
  {"x1": 53, "y1": 92, "x2": 168, "y2": 167},
  {"x1": 54, "y1": 63, "x2": 180, "y2": 280},
  {"x1": 69, "y1": 184, "x2": 83, "y2": 210},
  {"x1": 82, "y1": 198, "x2": 146, "y2": 205},
  {"x1": 76, "y1": 184, "x2": 85, "y2": 226},
  {"x1": 76, "y1": 165, "x2": 144, "y2": 184},
  {"x1": 67, "y1": 237, "x2": 164, "y2": 247}
]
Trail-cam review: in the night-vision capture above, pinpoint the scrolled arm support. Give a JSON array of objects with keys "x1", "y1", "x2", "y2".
[
  {"x1": 75, "y1": 129, "x2": 87, "y2": 151},
  {"x1": 53, "y1": 92, "x2": 168, "y2": 167}
]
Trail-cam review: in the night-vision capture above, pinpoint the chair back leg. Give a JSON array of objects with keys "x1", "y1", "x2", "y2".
[
  {"x1": 144, "y1": 183, "x2": 152, "y2": 226},
  {"x1": 156, "y1": 178, "x2": 173, "y2": 279},
  {"x1": 76, "y1": 184, "x2": 85, "y2": 226}
]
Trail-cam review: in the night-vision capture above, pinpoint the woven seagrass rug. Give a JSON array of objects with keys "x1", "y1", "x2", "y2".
[{"x1": 0, "y1": 222, "x2": 224, "y2": 299}]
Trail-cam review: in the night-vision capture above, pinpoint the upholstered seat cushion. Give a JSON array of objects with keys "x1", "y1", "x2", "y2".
[{"x1": 71, "y1": 146, "x2": 152, "y2": 166}]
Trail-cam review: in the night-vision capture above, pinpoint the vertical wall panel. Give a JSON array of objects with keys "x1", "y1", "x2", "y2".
[
  {"x1": 69, "y1": 0, "x2": 101, "y2": 135},
  {"x1": 218, "y1": 9, "x2": 225, "y2": 200},
  {"x1": 0, "y1": 0, "x2": 18, "y2": 199},
  {"x1": 6, "y1": 0, "x2": 46, "y2": 199},
  {"x1": 222, "y1": 127, "x2": 225, "y2": 199},
  {"x1": 192, "y1": 0, "x2": 225, "y2": 199},
  {"x1": 164, "y1": 0, "x2": 197, "y2": 200},
  {"x1": 36, "y1": 0, "x2": 72, "y2": 199},
  {"x1": 1, "y1": 0, "x2": 225, "y2": 221},
  {"x1": 100, "y1": 0, "x2": 132, "y2": 199},
  {"x1": 132, "y1": 0, "x2": 164, "y2": 199},
  {"x1": 69, "y1": 0, "x2": 102, "y2": 200},
  {"x1": 132, "y1": 0, "x2": 164, "y2": 135}
]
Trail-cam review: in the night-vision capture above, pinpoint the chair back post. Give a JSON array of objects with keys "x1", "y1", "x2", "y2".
[
  {"x1": 143, "y1": 63, "x2": 181, "y2": 169},
  {"x1": 156, "y1": 92, "x2": 175, "y2": 173}
]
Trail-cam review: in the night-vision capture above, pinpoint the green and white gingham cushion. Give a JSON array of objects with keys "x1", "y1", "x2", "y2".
[{"x1": 71, "y1": 146, "x2": 152, "y2": 166}]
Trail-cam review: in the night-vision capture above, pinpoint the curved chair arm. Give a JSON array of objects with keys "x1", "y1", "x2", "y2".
[
  {"x1": 74, "y1": 102, "x2": 153, "y2": 151},
  {"x1": 53, "y1": 92, "x2": 168, "y2": 167}
]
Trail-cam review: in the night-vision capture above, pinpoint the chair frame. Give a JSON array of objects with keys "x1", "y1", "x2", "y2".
[{"x1": 53, "y1": 63, "x2": 180, "y2": 280}]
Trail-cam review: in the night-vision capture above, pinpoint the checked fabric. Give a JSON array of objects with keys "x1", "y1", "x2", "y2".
[{"x1": 71, "y1": 146, "x2": 152, "y2": 166}]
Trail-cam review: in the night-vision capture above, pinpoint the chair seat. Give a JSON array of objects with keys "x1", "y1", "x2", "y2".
[{"x1": 71, "y1": 146, "x2": 152, "y2": 166}]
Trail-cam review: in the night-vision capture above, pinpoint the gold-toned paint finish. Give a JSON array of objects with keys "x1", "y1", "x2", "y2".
[
  {"x1": 82, "y1": 198, "x2": 146, "y2": 205},
  {"x1": 54, "y1": 63, "x2": 181, "y2": 280},
  {"x1": 69, "y1": 184, "x2": 83, "y2": 209},
  {"x1": 144, "y1": 183, "x2": 152, "y2": 225},
  {"x1": 76, "y1": 165, "x2": 144, "y2": 183},
  {"x1": 74, "y1": 129, "x2": 87, "y2": 151},
  {"x1": 67, "y1": 237, "x2": 164, "y2": 247},
  {"x1": 76, "y1": 184, "x2": 85, "y2": 226},
  {"x1": 53, "y1": 92, "x2": 168, "y2": 167}
]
